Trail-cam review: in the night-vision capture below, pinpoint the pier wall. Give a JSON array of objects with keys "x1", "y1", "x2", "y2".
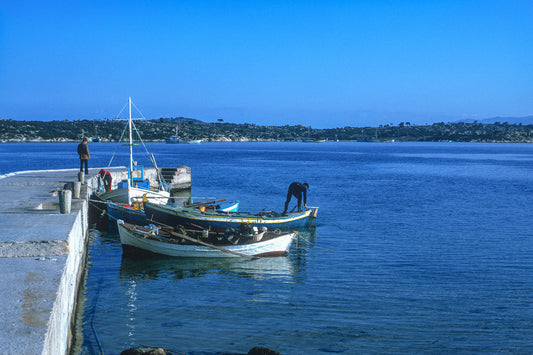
[
  {"x1": 0, "y1": 166, "x2": 190, "y2": 354},
  {"x1": 43, "y1": 201, "x2": 87, "y2": 354},
  {"x1": 0, "y1": 168, "x2": 90, "y2": 354}
]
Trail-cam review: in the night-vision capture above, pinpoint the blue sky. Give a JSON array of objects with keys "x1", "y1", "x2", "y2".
[{"x1": 1, "y1": 0, "x2": 532, "y2": 128}]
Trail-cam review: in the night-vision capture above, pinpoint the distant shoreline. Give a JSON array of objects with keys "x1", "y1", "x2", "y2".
[
  {"x1": 2, "y1": 139, "x2": 532, "y2": 144},
  {"x1": 1, "y1": 119, "x2": 533, "y2": 143}
]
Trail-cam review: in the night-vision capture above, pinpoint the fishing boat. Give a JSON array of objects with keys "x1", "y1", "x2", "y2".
[
  {"x1": 97, "y1": 97, "x2": 170, "y2": 205},
  {"x1": 165, "y1": 123, "x2": 202, "y2": 144},
  {"x1": 117, "y1": 220, "x2": 297, "y2": 258},
  {"x1": 107, "y1": 201, "x2": 148, "y2": 224},
  {"x1": 143, "y1": 201, "x2": 318, "y2": 230},
  {"x1": 302, "y1": 138, "x2": 325, "y2": 143},
  {"x1": 165, "y1": 137, "x2": 202, "y2": 144},
  {"x1": 107, "y1": 199, "x2": 239, "y2": 224},
  {"x1": 184, "y1": 139, "x2": 202, "y2": 144},
  {"x1": 182, "y1": 199, "x2": 240, "y2": 212}
]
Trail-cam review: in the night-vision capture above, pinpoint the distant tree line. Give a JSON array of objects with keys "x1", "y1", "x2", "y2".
[{"x1": 1, "y1": 118, "x2": 532, "y2": 143}]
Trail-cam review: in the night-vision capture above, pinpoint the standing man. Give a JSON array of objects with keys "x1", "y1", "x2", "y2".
[
  {"x1": 77, "y1": 138, "x2": 90, "y2": 175},
  {"x1": 283, "y1": 182, "x2": 309, "y2": 214}
]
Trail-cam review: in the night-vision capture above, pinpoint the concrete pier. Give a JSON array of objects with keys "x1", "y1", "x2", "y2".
[
  {"x1": 0, "y1": 168, "x2": 94, "y2": 354},
  {"x1": 0, "y1": 166, "x2": 190, "y2": 354}
]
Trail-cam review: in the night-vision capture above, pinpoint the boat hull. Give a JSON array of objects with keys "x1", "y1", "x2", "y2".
[
  {"x1": 144, "y1": 202, "x2": 317, "y2": 230},
  {"x1": 188, "y1": 201, "x2": 239, "y2": 212},
  {"x1": 218, "y1": 201, "x2": 239, "y2": 212},
  {"x1": 117, "y1": 221, "x2": 296, "y2": 258},
  {"x1": 107, "y1": 201, "x2": 147, "y2": 224},
  {"x1": 107, "y1": 201, "x2": 239, "y2": 224},
  {"x1": 165, "y1": 138, "x2": 202, "y2": 144},
  {"x1": 98, "y1": 186, "x2": 170, "y2": 205}
]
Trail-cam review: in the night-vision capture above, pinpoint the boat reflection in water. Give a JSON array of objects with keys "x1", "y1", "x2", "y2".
[
  {"x1": 119, "y1": 252, "x2": 298, "y2": 282},
  {"x1": 118, "y1": 226, "x2": 316, "y2": 283}
]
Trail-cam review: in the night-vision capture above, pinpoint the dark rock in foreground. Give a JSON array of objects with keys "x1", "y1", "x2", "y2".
[
  {"x1": 121, "y1": 345, "x2": 281, "y2": 355},
  {"x1": 121, "y1": 347, "x2": 167, "y2": 355},
  {"x1": 224, "y1": 346, "x2": 282, "y2": 355}
]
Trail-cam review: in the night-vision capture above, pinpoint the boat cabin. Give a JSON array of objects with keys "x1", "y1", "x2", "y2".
[{"x1": 117, "y1": 166, "x2": 151, "y2": 189}]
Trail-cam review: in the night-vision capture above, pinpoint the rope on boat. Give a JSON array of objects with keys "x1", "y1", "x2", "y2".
[
  {"x1": 107, "y1": 98, "x2": 150, "y2": 169},
  {"x1": 143, "y1": 221, "x2": 258, "y2": 259},
  {"x1": 107, "y1": 122, "x2": 128, "y2": 169},
  {"x1": 130, "y1": 119, "x2": 168, "y2": 184},
  {"x1": 88, "y1": 199, "x2": 109, "y2": 219},
  {"x1": 114, "y1": 100, "x2": 129, "y2": 119}
]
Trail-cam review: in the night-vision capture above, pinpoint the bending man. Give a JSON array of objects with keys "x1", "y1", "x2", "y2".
[
  {"x1": 283, "y1": 182, "x2": 309, "y2": 214},
  {"x1": 98, "y1": 169, "x2": 113, "y2": 191}
]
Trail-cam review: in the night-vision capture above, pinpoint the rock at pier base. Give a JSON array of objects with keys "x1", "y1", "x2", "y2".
[
  {"x1": 248, "y1": 347, "x2": 281, "y2": 355},
  {"x1": 121, "y1": 345, "x2": 281, "y2": 355},
  {"x1": 120, "y1": 347, "x2": 167, "y2": 355},
  {"x1": 224, "y1": 346, "x2": 282, "y2": 355}
]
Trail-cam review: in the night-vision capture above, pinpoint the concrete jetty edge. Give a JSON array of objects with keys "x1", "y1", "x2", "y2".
[
  {"x1": 0, "y1": 168, "x2": 95, "y2": 354},
  {"x1": 0, "y1": 166, "x2": 191, "y2": 354}
]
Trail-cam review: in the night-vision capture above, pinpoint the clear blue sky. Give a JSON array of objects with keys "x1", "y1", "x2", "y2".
[{"x1": 1, "y1": 0, "x2": 531, "y2": 128}]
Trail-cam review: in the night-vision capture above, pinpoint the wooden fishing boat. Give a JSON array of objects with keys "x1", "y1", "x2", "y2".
[
  {"x1": 97, "y1": 168, "x2": 170, "y2": 205},
  {"x1": 143, "y1": 201, "x2": 318, "y2": 230},
  {"x1": 97, "y1": 97, "x2": 170, "y2": 205},
  {"x1": 183, "y1": 199, "x2": 240, "y2": 212},
  {"x1": 107, "y1": 201, "x2": 148, "y2": 224},
  {"x1": 107, "y1": 199, "x2": 240, "y2": 224},
  {"x1": 117, "y1": 220, "x2": 297, "y2": 258}
]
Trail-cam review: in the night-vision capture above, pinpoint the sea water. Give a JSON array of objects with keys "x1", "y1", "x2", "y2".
[{"x1": 1, "y1": 142, "x2": 533, "y2": 354}]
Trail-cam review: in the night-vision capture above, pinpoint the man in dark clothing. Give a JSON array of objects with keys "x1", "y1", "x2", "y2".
[
  {"x1": 283, "y1": 182, "x2": 309, "y2": 214},
  {"x1": 77, "y1": 138, "x2": 90, "y2": 175}
]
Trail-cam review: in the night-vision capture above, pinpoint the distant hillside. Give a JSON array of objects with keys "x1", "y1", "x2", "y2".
[
  {"x1": 457, "y1": 116, "x2": 533, "y2": 125},
  {"x1": 1, "y1": 119, "x2": 533, "y2": 143}
]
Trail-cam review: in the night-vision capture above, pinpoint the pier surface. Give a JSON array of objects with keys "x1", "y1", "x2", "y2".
[
  {"x1": 0, "y1": 168, "x2": 106, "y2": 354},
  {"x1": 0, "y1": 166, "x2": 190, "y2": 354}
]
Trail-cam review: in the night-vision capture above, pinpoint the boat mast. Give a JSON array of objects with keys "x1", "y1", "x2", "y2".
[{"x1": 128, "y1": 97, "x2": 133, "y2": 183}]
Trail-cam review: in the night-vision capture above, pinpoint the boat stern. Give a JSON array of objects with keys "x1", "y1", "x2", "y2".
[{"x1": 308, "y1": 207, "x2": 319, "y2": 227}]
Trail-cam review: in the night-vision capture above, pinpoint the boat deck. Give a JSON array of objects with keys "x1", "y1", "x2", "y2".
[{"x1": 122, "y1": 221, "x2": 285, "y2": 246}]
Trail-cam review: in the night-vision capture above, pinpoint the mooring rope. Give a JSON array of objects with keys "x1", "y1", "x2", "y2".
[{"x1": 89, "y1": 199, "x2": 109, "y2": 220}]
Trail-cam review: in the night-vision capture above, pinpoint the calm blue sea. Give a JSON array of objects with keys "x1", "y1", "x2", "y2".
[{"x1": 2, "y1": 142, "x2": 533, "y2": 354}]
